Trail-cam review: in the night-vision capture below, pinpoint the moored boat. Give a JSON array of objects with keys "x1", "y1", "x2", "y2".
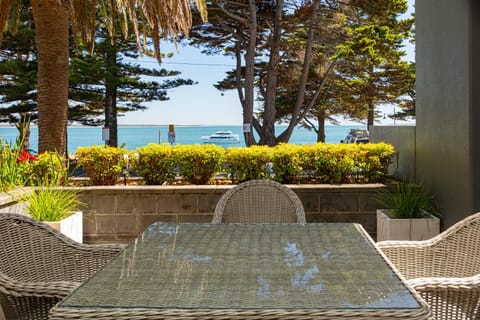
[{"x1": 201, "y1": 130, "x2": 240, "y2": 143}]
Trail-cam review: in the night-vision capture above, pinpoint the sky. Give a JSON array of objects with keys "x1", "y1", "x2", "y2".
[{"x1": 117, "y1": 0, "x2": 415, "y2": 127}]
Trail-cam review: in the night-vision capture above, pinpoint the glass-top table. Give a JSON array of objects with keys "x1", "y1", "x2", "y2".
[{"x1": 49, "y1": 223, "x2": 431, "y2": 319}]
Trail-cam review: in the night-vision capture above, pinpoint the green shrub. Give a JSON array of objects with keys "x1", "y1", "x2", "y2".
[
  {"x1": 298, "y1": 144, "x2": 319, "y2": 181},
  {"x1": 177, "y1": 144, "x2": 224, "y2": 184},
  {"x1": 306, "y1": 143, "x2": 355, "y2": 184},
  {"x1": 300, "y1": 143, "x2": 395, "y2": 184},
  {"x1": 133, "y1": 143, "x2": 177, "y2": 185},
  {"x1": 69, "y1": 142, "x2": 394, "y2": 186},
  {"x1": 223, "y1": 146, "x2": 272, "y2": 183},
  {"x1": 76, "y1": 145, "x2": 128, "y2": 185},
  {"x1": 359, "y1": 143, "x2": 395, "y2": 182},
  {"x1": 26, "y1": 151, "x2": 67, "y2": 186},
  {"x1": 270, "y1": 144, "x2": 303, "y2": 183}
]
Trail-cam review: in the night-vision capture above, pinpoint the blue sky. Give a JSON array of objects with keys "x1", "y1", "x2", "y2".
[{"x1": 118, "y1": 0, "x2": 415, "y2": 126}]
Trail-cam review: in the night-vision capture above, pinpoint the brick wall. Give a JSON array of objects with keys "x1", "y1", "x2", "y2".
[
  {"x1": 0, "y1": 184, "x2": 384, "y2": 244},
  {"x1": 77, "y1": 184, "x2": 384, "y2": 243}
]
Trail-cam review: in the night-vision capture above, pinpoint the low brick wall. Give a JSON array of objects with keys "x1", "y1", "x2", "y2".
[
  {"x1": 77, "y1": 184, "x2": 384, "y2": 243},
  {"x1": 0, "y1": 184, "x2": 385, "y2": 244}
]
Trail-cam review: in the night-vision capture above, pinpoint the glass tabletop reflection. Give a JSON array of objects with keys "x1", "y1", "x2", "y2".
[{"x1": 60, "y1": 223, "x2": 420, "y2": 310}]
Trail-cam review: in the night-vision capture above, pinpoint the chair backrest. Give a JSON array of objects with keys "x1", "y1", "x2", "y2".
[
  {"x1": 212, "y1": 179, "x2": 306, "y2": 223},
  {"x1": 427, "y1": 212, "x2": 480, "y2": 277},
  {"x1": 0, "y1": 213, "x2": 83, "y2": 283}
]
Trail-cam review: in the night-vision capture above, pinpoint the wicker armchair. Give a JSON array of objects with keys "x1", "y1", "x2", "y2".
[
  {"x1": 212, "y1": 179, "x2": 306, "y2": 223},
  {"x1": 377, "y1": 212, "x2": 480, "y2": 320},
  {"x1": 0, "y1": 213, "x2": 125, "y2": 320}
]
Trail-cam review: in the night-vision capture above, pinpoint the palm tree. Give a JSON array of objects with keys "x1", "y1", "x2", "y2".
[{"x1": 0, "y1": 0, "x2": 206, "y2": 153}]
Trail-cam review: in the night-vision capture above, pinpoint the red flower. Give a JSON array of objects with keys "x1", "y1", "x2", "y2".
[{"x1": 16, "y1": 149, "x2": 38, "y2": 163}]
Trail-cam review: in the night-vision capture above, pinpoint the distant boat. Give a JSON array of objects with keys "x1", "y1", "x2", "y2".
[{"x1": 201, "y1": 130, "x2": 240, "y2": 143}]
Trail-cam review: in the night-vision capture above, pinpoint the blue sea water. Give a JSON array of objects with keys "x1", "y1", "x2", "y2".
[{"x1": 0, "y1": 124, "x2": 367, "y2": 153}]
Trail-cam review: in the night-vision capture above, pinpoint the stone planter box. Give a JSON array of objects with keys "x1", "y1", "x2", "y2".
[
  {"x1": 45, "y1": 211, "x2": 83, "y2": 243},
  {"x1": 376, "y1": 209, "x2": 440, "y2": 241}
]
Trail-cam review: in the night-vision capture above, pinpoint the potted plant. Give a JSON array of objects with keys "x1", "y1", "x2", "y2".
[
  {"x1": 375, "y1": 178, "x2": 441, "y2": 241},
  {"x1": 20, "y1": 187, "x2": 85, "y2": 243}
]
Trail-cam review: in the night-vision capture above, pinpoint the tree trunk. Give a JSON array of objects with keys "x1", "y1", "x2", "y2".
[
  {"x1": 105, "y1": 42, "x2": 118, "y2": 147},
  {"x1": 367, "y1": 102, "x2": 374, "y2": 129},
  {"x1": 242, "y1": 0, "x2": 257, "y2": 147},
  {"x1": 316, "y1": 112, "x2": 326, "y2": 142},
  {"x1": 277, "y1": 0, "x2": 320, "y2": 143},
  {"x1": 33, "y1": 0, "x2": 69, "y2": 154},
  {"x1": 261, "y1": 0, "x2": 283, "y2": 146}
]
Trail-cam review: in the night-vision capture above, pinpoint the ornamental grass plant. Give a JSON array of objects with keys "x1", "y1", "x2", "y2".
[
  {"x1": 21, "y1": 187, "x2": 84, "y2": 222},
  {"x1": 375, "y1": 178, "x2": 441, "y2": 219}
]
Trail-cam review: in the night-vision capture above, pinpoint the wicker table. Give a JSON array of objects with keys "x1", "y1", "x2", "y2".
[{"x1": 49, "y1": 223, "x2": 431, "y2": 319}]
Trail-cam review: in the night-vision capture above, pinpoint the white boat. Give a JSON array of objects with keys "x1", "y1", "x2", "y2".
[{"x1": 201, "y1": 130, "x2": 240, "y2": 143}]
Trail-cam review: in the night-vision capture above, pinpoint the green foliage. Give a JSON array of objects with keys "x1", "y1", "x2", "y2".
[
  {"x1": 133, "y1": 143, "x2": 177, "y2": 185},
  {"x1": 332, "y1": 0, "x2": 414, "y2": 126},
  {"x1": 270, "y1": 144, "x2": 304, "y2": 183},
  {"x1": 0, "y1": 140, "x2": 71, "y2": 191},
  {"x1": 301, "y1": 143, "x2": 394, "y2": 184},
  {"x1": 190, "y1": 1, "x2": 413, "y2": 144},
  {"x1": 223, "y1": 146, "x2": 273, "y2": 183},
  {"x1": 26, "y1": 152, "x2": 67, "y2": 186},
  {"x1": 0, "y1": 5, "x2": 38, "y2": 129},
  {"x1": 21, "y1": 187, "x2": 84, "y2": 222},
  {"x1": 71, "y1": 142, "x2": 395, "y2": 185},
  {"x1": 356, "y1": 143, "x2": 395, "y2": 182},
  {"x1": 69, "y1": 27, "x2": 195, "y2": 146},
  {"x1": 176, "y1": 144, "x2": 224, "y2": 184},
  {"x1": 311, "y1": 144, "x2": 356, "y2": 184},
  {"x1": 76, "y1": 145, "x2": 128, "y2": 185},
  {"x1": 0, "y1": 139, "x2": 29, "y2": 191},
  {"x1": 375, "y1": 178, "x2": 441, "y2": 219}
]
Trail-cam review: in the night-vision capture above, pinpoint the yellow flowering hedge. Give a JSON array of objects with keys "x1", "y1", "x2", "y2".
[
  {"x1": 75, "y1": 142, "x2": 395, "y2": 185},
  {"x1": 176, "y1": 144, "x2": 224, "y2": 184},
  {"x1": 133, "y1": 143, "x2": 177, "y2": 185},
  {"x1": 223, "y1": 146, "x2": 273, "y2": 183},
  {"x1": 76, "y1": 145, "x2": 129, "y2": 186}
]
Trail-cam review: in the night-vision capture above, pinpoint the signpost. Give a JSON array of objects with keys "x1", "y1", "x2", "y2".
[
  {"x1": 102, "y1": 126, "x2": 110, "y2": 146},
  {"x1": 168, "y1": 124, "x2": 176, "y2": 145}
]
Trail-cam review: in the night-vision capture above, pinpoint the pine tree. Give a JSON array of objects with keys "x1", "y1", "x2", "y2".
[
  {"x1": 69, "y1": 26, "x2": 195, "y2": 147},
  {"x1": 0, "y1": 3, "x2": 37, "y2": 149},
  {"x1": 333, "y1": 0, "x2": 414, "y2": 127},
  {"x1": 0, "y1": 5, "x2": 195, "y2": 150}
]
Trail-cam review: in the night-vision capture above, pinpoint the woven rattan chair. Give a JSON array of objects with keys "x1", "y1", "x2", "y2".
[
  {"x1": 212, "y1": 179, "x2": 306, "y2": 223},
  {"x1": 0, "y1": 213, "x2": 125, "y2": 320},
  {"x1": 377, "y1": 212, "x2": 480, "y2": 320}
]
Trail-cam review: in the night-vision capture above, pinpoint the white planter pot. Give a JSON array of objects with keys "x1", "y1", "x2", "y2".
[
  {"x1": 376, "y1": 209, "x2": 440, "y2": 241},
  {"x1": 45, "y1": 211, "x2": 83, "y2": 243}
]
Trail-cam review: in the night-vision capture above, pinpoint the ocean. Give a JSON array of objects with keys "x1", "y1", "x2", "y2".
[{"x1": 0, "y1": 124, "x2": 367, "y2": 153}]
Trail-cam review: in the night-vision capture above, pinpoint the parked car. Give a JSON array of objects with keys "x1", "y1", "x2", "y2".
[{"x1": 340, "y1": 129, "x2": 369, "y2": 144}]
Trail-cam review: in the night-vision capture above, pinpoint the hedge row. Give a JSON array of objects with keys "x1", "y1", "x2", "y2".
[{"x1": 72, "y1": 143, "x2": 395, "y2": 185}]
